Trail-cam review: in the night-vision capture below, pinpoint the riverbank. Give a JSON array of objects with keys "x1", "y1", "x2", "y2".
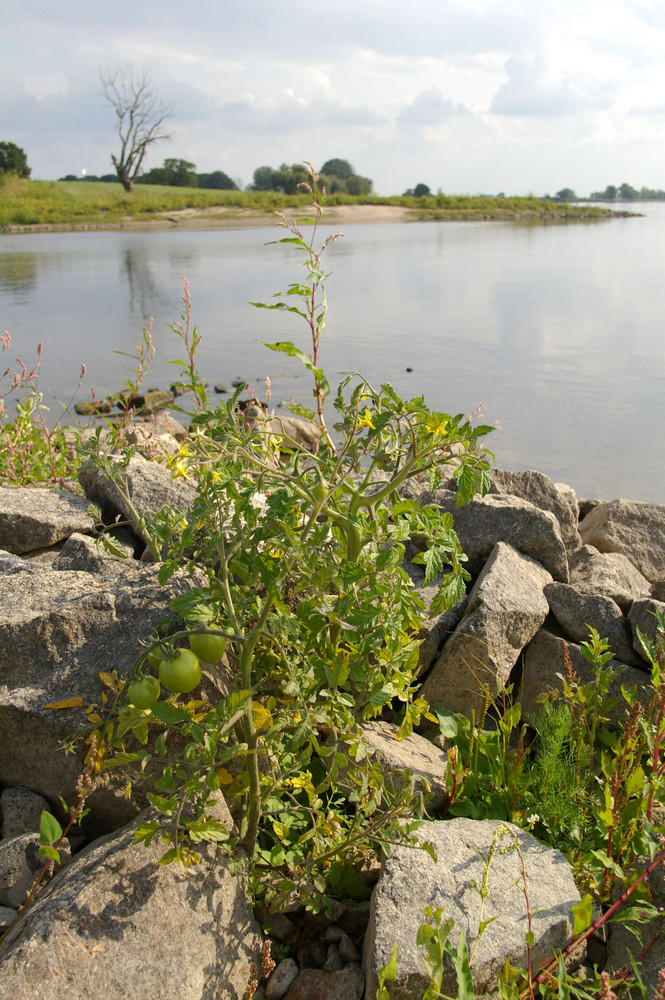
[{"x1": 0, "y1": 177, "x2": 635, "y2": 232}]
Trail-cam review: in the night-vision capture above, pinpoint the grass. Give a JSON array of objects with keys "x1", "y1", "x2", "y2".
[{"x1": 0, "y1": 176, "x2": 612, "y2": 229}]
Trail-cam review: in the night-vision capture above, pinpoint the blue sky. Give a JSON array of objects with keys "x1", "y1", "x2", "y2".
[{"x1": 3, "y1": 0, "x2": 665, "y2": 195}]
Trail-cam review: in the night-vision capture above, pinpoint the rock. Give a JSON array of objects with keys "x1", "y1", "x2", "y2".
[
  {"x1": 519, "y1": 629, "x2": 651, "y2": 722},
  {"x1": 428, "y1": 491, "x2": 569, "y2": 582},
  {"x1": 78, "y1": 453, "x2": 196, "y2": 533},
  {"x1": 0, "y1": 905, "x2": 17, "y2": 927},
  {"x1": 627, "y1": 597, "x2": 665, "y2": 661},
  {"x1": 579, "y1": 498, "x2": 665, "y2": 583},
  {"x1": 214, "y1": 383, "x2": 232, "y2": 394},
  {"x1": 360, "y1": 720, "x2": 448, "y2": 810},
  {"x1": 0, "y1": 559, "x2": 197, "y2": 829},
  {"x1": 544, "y1": 582, "x2": 643, "y2": 667},
  {"x1": 115, "y1": 388, "x2": 176, "y2": 413},
  {"x1": 0, "y1": 806, "x2": 262, "y2": 1000},
  {"x1": 364, "y1": 817, "x2": 580, "y2": 1000},
  {"x1": 0, "y1": 833, "x2": 70, "y2": 908},
  {"x1": 568, "y1": 545, "x2": 651, "y2": 612},
  {"x1": 283, "y1": 966, "x2": 364, "y2": 1000},
  {"x1": 1, "y1": 787, "x2": 49, "y2": 838},
  {"x1": 52, "y1": 531, "x2": 140, "y2": 575},
  {"x1": 419, "y1": 542, "x2": 551, "y2": 716},
  {"x1": 265, "y1": 414, "x2": 323, "y2": 452},
  {"x1": 266, "y1": 958, "x2": 300, "y2": 999},
  {"x1": 74, "y1": 398, "x2": 114, "y2": 415},
  {"x1": 0, "y1": 487, "x2": 94, "y2": 555},
  {"x1": 489, "y1": 469, "x2": 582, "y2": 557}
]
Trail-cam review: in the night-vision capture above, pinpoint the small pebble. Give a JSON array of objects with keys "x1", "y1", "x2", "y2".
[
  {"x1": 322, "y1": 944, "x2": 344, "y2": 972},
  {"x1": 338, "y1": 932, "x2": 360, "y2": 963}
]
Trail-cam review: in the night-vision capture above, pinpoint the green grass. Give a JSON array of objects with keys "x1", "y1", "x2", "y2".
[{"x1": 0, "y1": 176, "x2": 611, "y2": 228}]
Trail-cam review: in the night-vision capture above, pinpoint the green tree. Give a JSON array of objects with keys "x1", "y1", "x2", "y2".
[
  {"x1": 99, "y1": 66, "x2": 174, "y2": 192},
  {"x1": 619, "y1": 182, "x2": 638, "y2": 200},
  {"x1": 346, "y1": 173, "x2": 373, "y2": 196},
  {"x1": 198, "y1": 170, "x2": 237, "y2": 190},
  {"x1": 138, "y1": 158, "x2": 198, "y2": 187},
  {"x1": 249, "y1": 165, "x2": 274, "y2": 191},
  {"x1": 0, "y1": 142, "x2": 31, "y2": 178},
  {"x1": 320, "y1": 157, "x2": 353, "y2": 179},
  {"x1": 555, "y1": 188, "x2": 577, "y2": 202},
  {"x1": 271, "y1": 162, "x2": 310, "y2": 193}
]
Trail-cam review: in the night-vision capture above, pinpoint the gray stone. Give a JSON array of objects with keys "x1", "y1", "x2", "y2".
[
  {"x1": 579, "y1": 498, "x2": 665, "y2": 583},
  {"x1": 0, "y1": 905, "x2": 16, "y2": 927},
  {"x1": 568, "y1": 545, "x2": 651, "y2": 612},
  {"x1": 265, "y1": 414, "x2": 323, "y2": 452},
  {"x1": 52, "y1": 531, "x2": 139, "y2": 575},
  {"x1": 0, "y1": 833, "x2": 70, "y2": 909},
  {"x1": 544, "y1": 582, "x2": 643, "y2": 667},
  {"x1": 0, "y1": 806, "x2": 261, "y2": 1000},
  {"x1": 0, "y1": 559, "x2": 197, "y2": 828},
  {"x1": 627, "y1": 597, "x2": 665, "y2": 661},
  {"x1": 1, "y1": 787, "x2": 49, "y2": 838},
  {"x1": 0, "y1": 487, "x2": 94, "y2": 555},
  {"x1": 266, "y1": 958, "x2": 300, "y2": 999},
  {"x1": 519, "y1": 629, "x2": 651, "y2": 722},
  {"x1": 419, "y1": 542, "x2": 551, "y2": 716},
  {"x1": 490, "y1": 469, "x2": 582, "y2": 557},
  {"x1": 364, "y1": 817, "x2": 580, "y2": 1000},
  {"x1": 429, "y1": 490, "x2": 569, "y2": 582},
  {"x1": 78, "y1": 453, "x2": 196, "y2": 535},
  {"x1": 331, "y1": 720, "x2": 449, "y2": 811},
  {"x1": 283, "y1": 966, "x2": 364, "y2": 1000}
]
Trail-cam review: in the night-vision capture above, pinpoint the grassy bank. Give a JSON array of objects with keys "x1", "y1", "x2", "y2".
[{"x1": 0, "y1": 176, "x2": 614, "y2": 229}]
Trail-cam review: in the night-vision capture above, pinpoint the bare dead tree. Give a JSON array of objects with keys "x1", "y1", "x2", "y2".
[{"x1": 99, "y1": 66, "x2": 174, "y2": 192}]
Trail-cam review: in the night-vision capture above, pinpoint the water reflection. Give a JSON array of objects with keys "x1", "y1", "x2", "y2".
[{"x1": 0, "y1": 252, "x2": 37, "y2": 296}]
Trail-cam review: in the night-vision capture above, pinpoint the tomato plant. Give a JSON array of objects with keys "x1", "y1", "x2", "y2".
[
  {"x1": 188, "y1": 630, "x2": 226, "y2": 663},
  {"x1": 158, "y1": 649, "x2": 202, "y2": 694}
]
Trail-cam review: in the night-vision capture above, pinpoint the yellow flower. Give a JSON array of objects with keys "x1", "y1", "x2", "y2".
[
  {"x1": 425, "y1": 414, "x2": 448, "y2": 437},
  {"x1": 266, "y1": 545, "x2": 285, "y2": 559},
  {"x1": 357, "y1": 408, "x2": 375, "y2": 430}
]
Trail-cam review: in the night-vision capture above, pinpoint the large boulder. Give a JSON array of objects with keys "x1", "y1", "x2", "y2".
[
  {"x1": 0, "y1": 805, "x2": 262, "y2": 1000},
  {"x1": 0, "y1": 487, "x2": 94, "y2": 555},
  {"x1": 627, "y1": 597, "x2": 665, "y2": 661},
  {"x1": 519, "y1": 629, "x2": 651, "y2": 722},
  {"x1": 568, "y1": 545, "x2": 651, "y2": 613},
  {"x1": 0, "y1": 556, "x2": 196, "y2": 828},
  {"x1": 579, "y1": 498, "x2": 665, "y2": 584},
  {"x1": 544, "y1": 582, "x2": 643, "y2": 667},
  {"x1": 364, "y1": 817, "x2": 580, "y2": 1000},
  {"x1": 78, "y1": 453, "x2": 196, "y2": 533},
  {"x1": 489, "y1": 469, "x2": 582, "y2": 558},
  {"x1": 427, "y1": 491, "x2": 569, "y2": 582},
  {"x1": 419, "y1": 542, "x2": 551, "y2": 716}
]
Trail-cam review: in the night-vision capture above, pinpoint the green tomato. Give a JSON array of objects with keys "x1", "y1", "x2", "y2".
[
  {"x1": 188, "y1": 630, "x2": 227, "y2": 663},
  {"x1": 147, "y1": 643, "x2": 169, "y2": 669},
  {"x1": 311, "y1": 480, "x2": 328, "y2": 502},
  {"x1": 127, "y1": 676, "x2": 161, "y2": 709},
  {"x1": 158, "y1": 648, "x2": 202, "y2": 694}
]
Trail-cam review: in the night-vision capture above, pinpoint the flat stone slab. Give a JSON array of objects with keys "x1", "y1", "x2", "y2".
[
  {"x1": 0, "y1": 487, "x2": 94, "y2": 555},
  {"x1": 364, "y1": 817, "x2": 580, "y2": 1000}
]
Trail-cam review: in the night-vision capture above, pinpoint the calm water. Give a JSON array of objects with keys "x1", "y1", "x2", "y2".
[{"x1": 1, "y1": 206, "x2": 664, "y2": 503}]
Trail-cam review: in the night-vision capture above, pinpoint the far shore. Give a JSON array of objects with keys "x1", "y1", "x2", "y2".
[{"x1": 2, "y1": 201, "x2": 633, "y2": 235}]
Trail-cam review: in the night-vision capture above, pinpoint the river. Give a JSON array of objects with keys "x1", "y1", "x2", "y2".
[{"x1": 1, "y1": 204, "x2": 664, "y2": 502}]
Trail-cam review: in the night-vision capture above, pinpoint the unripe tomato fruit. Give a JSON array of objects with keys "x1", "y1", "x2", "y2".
[
  {"x1": 127, "y1": 676, "x2": 161, "y2": 709},
  {"x1": 311, "y1": 481, "x2": 328, "y2": 502},
  {"x1": 188, "y1": 630, "x2": 227, "y2": 663},
  {"x1": 147, "y1": 644, "x2": 169, "y2": 669},
  {"x1": 158, "y1": 648, "x2": 202, "y2": 694}
]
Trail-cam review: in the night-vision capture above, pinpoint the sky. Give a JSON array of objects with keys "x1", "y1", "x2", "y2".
[{"x1": 3, "y1": 0, "x2": 665, "y2": 197}]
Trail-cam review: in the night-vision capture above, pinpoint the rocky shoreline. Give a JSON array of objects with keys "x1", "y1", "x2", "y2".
[{"x1": 0, "y1": 419, "x2": 663, "y2": 999}]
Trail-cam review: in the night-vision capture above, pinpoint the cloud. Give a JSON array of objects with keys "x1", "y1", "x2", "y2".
[
  {"x1": 397, "y1": 87, "x2": 471, "y2": 125},
  {"x1": 490, "y1": 56, "x2": 613, "y2": 117}
]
